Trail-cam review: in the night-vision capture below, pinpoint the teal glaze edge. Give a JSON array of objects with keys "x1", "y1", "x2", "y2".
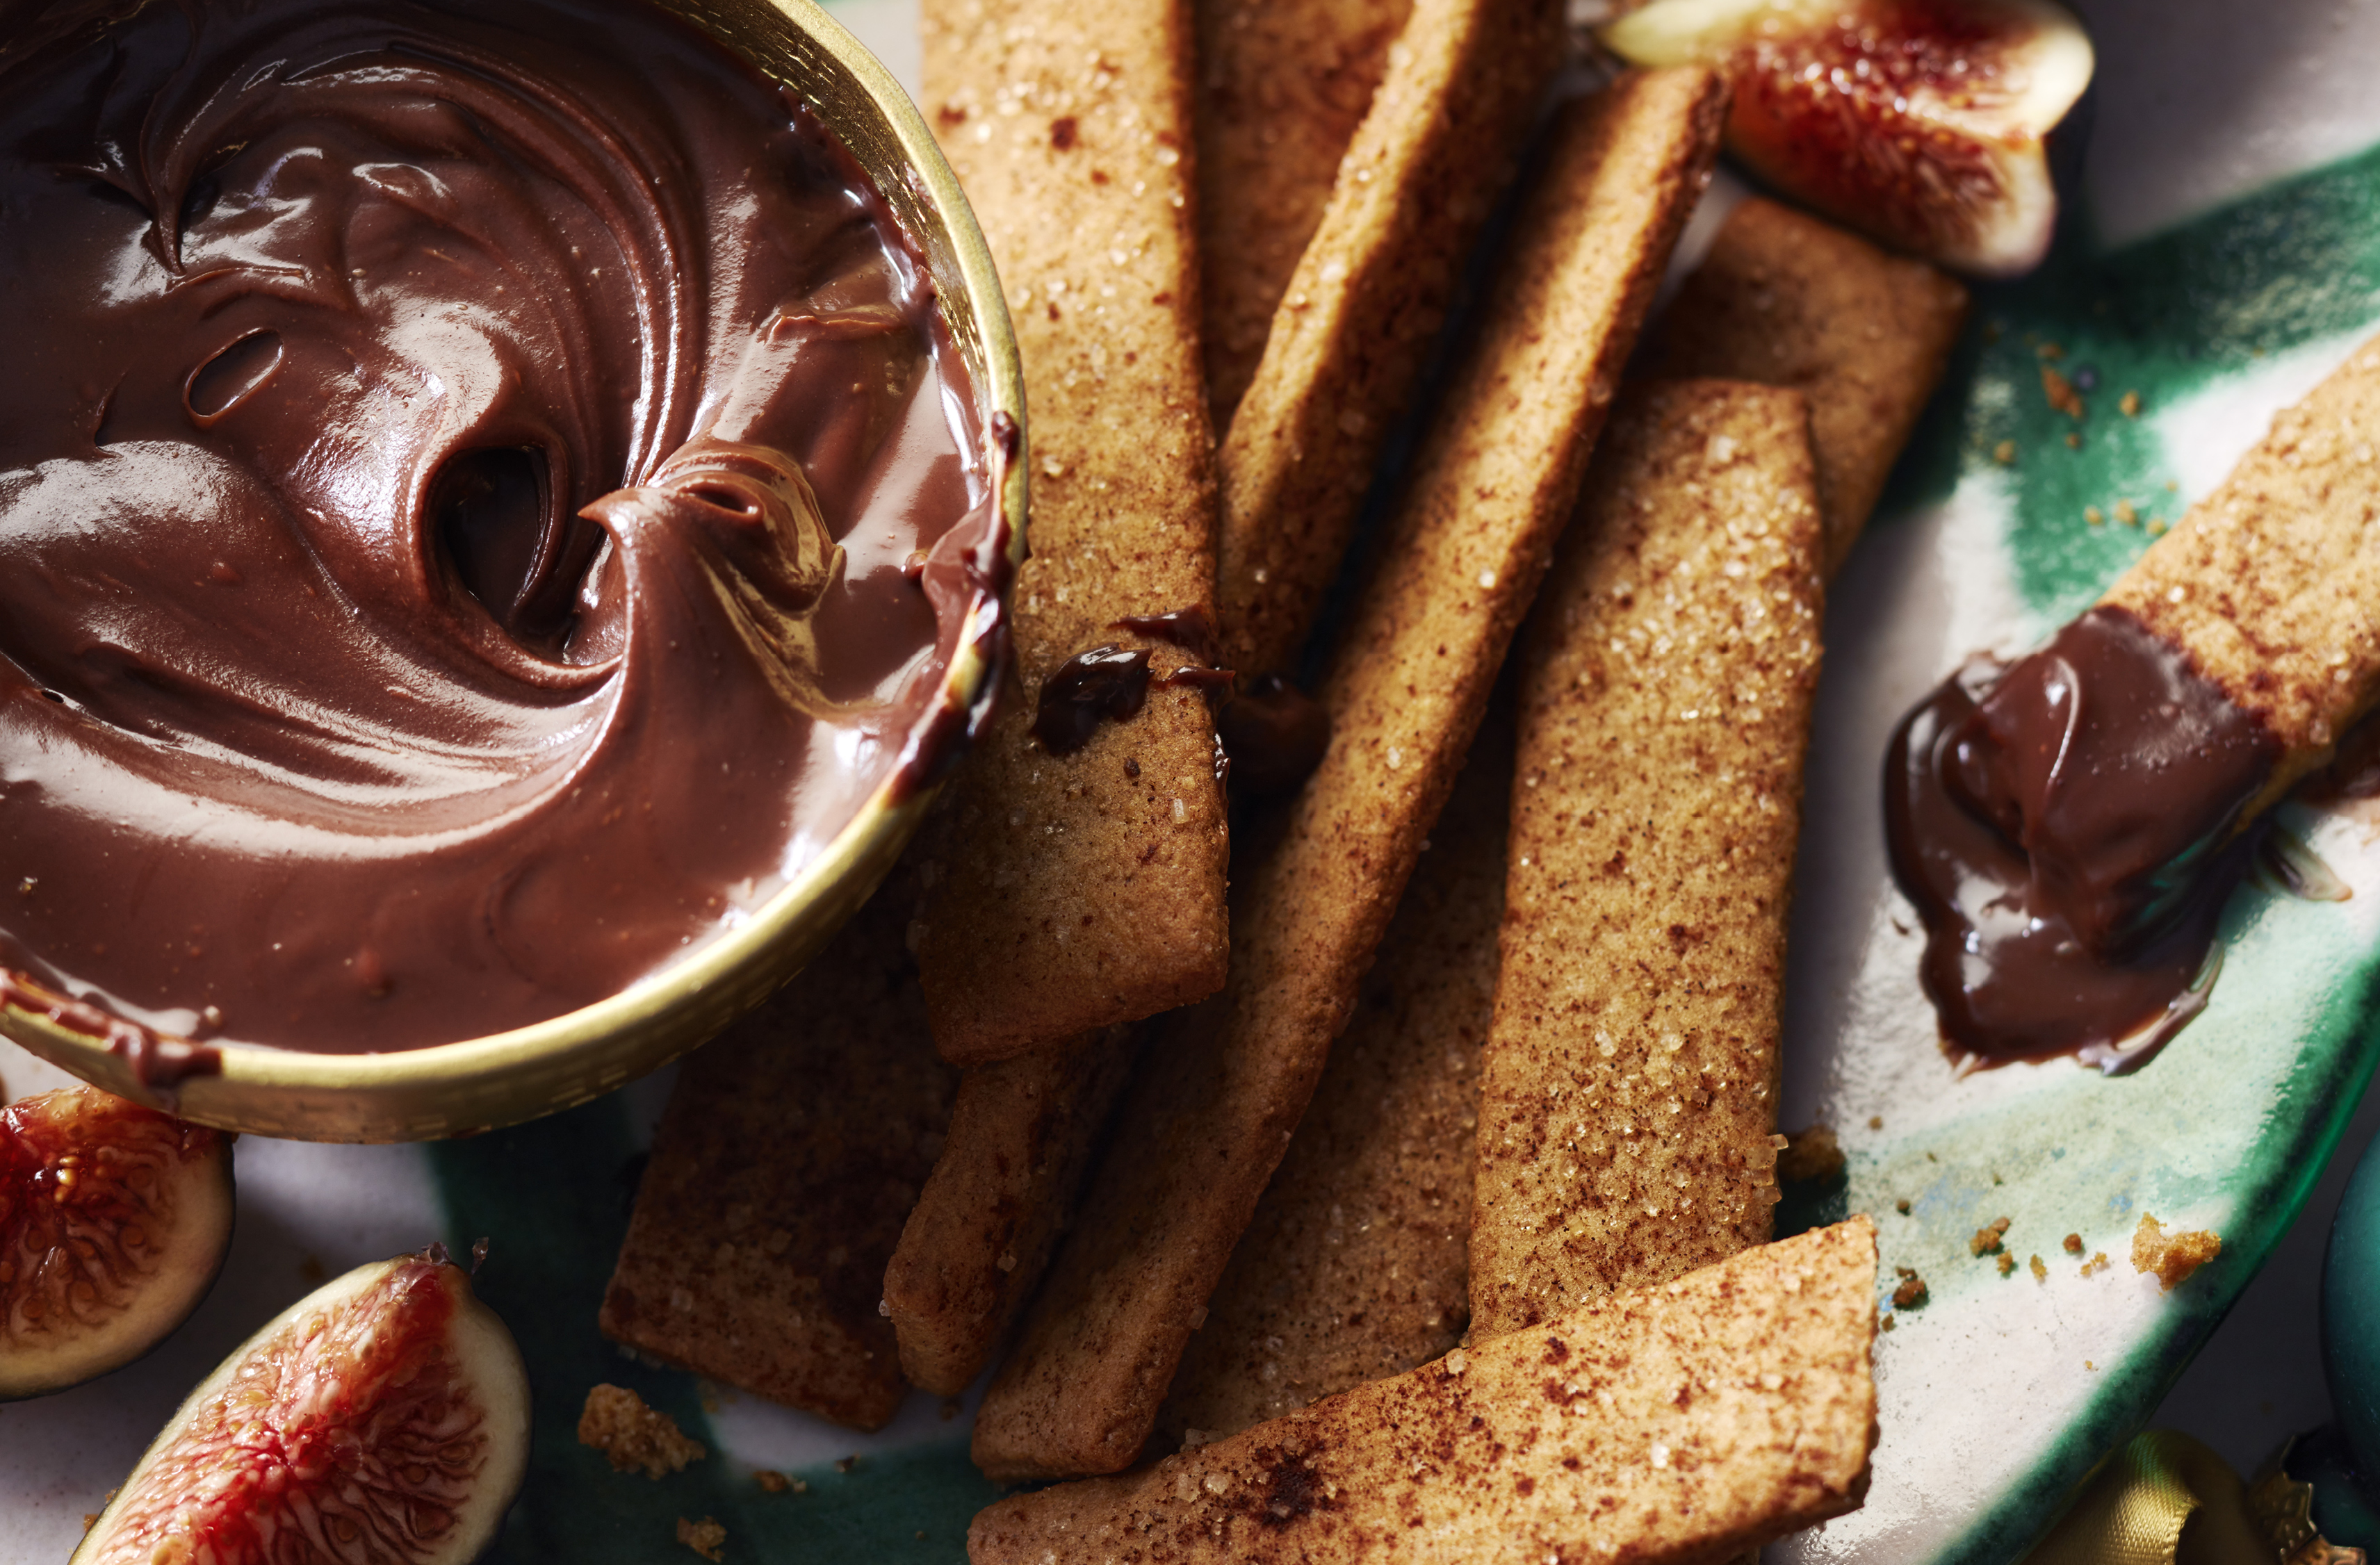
[
  {"x1": 1943, "y1": 985, "x2": 2380, "y2": 1565},
  {"x1": 422, "y1": 1095, "x2": 1000, "y2": 1562},
  {"x1": 1871, "y1": 134, "x2": 2380, "y2": 625}
]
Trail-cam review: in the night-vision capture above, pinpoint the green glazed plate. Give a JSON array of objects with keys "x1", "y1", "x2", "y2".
[{"x1": 10, "y1": 3, "x2": 2380, "y2": 1563}]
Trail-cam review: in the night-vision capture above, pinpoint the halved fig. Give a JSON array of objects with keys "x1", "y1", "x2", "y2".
[
  {"x1": 74, "y1": 1246, "x2": 531, "y2": 1565},
  {"x1": 1, "y1": 1085, "x2": 234, "y2": 1400},
  {"x1": 1604, "y1": 0, "x2": 2094, "y2": 275}
]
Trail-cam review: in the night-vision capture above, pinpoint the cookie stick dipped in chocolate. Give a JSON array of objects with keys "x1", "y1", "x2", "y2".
[
  {"x1": 1194, "y1": 0, "x2": 1412, "y2": 425},
  {"x1": 1892, "y1": 332, "x2": 2380, "y2": 1070},
  {"x1": 883, "y1": 1024, "x2": 1139, "y2": 1396},
  {"x1": 600, "y1": 862, "x2": 954, "y2": 1431},
  {"x1": 971, "y1": 1218, "x2": 1880, "y2": 1565},
  {"x1": 970, "y1": 68, "x2": 1728, "y2": 1481},
  {"x1": 1640, "y1": 195, "x2": 1970, "y2": 573},
  {"x1": 1469, "y1": 379, "x2": 1827, "y2": 1336},
  {"x1": 1214, "y1": 0, "x2": 1563, "y2": 678},
  {"x1": 1156, "y1": 700, "x2": 1511, "y2": 1442},
  {"x1": 915, "y1": 0, "x2": 1230, "y2": 1065}
]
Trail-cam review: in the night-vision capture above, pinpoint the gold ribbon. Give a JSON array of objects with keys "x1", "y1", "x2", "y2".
[{"x1": 2024, "y1": 1432, "x2": 2365, "y2": 1565}]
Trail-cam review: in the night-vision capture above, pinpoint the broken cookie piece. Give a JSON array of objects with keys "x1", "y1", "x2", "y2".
[
  {"x1": 2130, "y1": 1213, "x2": 2222, "y2": 1291},
  {"x1": 579, "y1": 1384, "x2": 706, "y2": 1480}
]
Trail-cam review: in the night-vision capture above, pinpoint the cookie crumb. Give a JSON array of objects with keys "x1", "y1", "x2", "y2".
[
  {"x1": 2042, "y1": 366, "x2": 2084, "y2": 418},
  {"x1": 1970, "y1": 1216, "x2": 2011, "y2": 1256},
  {"x1": 754, "y1": 1469, "x2": 806, "y2": 1495},
  {"x1": 2080, "y1": 1251, "x2": 2110, "y2": 1278},
  {"x1": 2120, "y1": 390, "x2": 2142, "y2": 417},
  {"x1": 1896, "y1": 1198, "x2": 1911, "y2": 1215},
  {"x1": 1993, "y1": 440, "x2": 2017, "y2": 465},
  {"x1": 2030, "y1": 1254, "x2": 2048, "y2": 1283},
  {"x1": 1779, "y1": 1124, "x2": 1845, "y2": 1183},
  {"x1": 2130, "y1": 1213, "x2": 2222, "y2": 1290},
  {"x1": 2063, "y1": 1232, "x2": 2084, "y2": 1254},
  {"x1": 1891, "y1": 1268, "x2": 1928, "y2": 1309},
  {"x1": 677, "y1": 1516, "x2": 726, "y2": 1561},
  {"x1": 579, "y1": 1384, "x2": 706, "y2": 1479}
]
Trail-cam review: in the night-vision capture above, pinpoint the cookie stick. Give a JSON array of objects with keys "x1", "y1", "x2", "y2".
[
  {"x1": 1214, "y1": 0, "x2": 1564, "y2": 677},
  {"x1": 1155, "y1": 698, "x2": 1510, "y2": 1443},
  {"x1": 2101, "y1": 336, "x2": 2380, "y2": 809},
  {"x1": 1195, "y1": 0, "x2": 1413, "y2": 425},
  {"x1": 1641, "y1": 196, "x2": 1970, "y2": 571},
  {"x1": 970, "y1": 68, "x2": 1729, "y2": 1481},
  {"x1": 913, "y1": 0, "x2": 1230, "y2": 1066},
  {"x1": 883, "y1": 1025, "x2": 1139, "y2": 1397},
  {"x1": 1891, "y1": 331, "x2": 2380, "y2": 1067},
  {"x1": 970, "y1": 1218, "x2": 1879, "y2": 1565},
  {"x1": 599, "y1": 864, "x2": 954, "y2": 1432},
  {"x1": 1468, "y1": 379, "x2": 1827, "y2": 1338}
]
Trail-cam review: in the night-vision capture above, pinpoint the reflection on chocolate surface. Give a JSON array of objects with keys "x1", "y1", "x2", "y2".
[
  {"x1": 0, "y1": 0, "x2": 1000, "y2": 1054},
  {"x1": 1886, "y1": 606, "x2": 2278, "y2": 1071},
  {"x1": 1031, "y1": 646, "x2": 1154, "y2": 756}
]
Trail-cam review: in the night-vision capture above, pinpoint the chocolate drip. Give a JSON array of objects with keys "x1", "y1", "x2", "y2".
[
  {"x1": 1885, "y1": 606, "x2": 2278, "y2": 1070},
  {"x1": 1114, "y1": 607, "x2": 1221, "y2": 666},
  {"x1": 1217, "y1": 674, "x2": 1333, "y2": 798},
  {"x1": 1032, "y1": 646, "x2": 1153, "y2": 755}
]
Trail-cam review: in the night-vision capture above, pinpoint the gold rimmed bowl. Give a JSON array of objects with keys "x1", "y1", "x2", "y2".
[{"x1": 0, "y1": 0, "x2": 1025, "y2": 1143}]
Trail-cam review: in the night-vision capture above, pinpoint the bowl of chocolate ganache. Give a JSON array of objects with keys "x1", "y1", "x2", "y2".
[{"x1": 0, "y1": 0, "x2": 1026, "y2": 1140}]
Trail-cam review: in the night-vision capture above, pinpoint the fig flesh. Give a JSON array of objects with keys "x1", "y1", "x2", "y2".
[
  {"x1": 0, "y1": 1085, "x2": 234, "y2": 1400},
  {"x1": 75, "y1": 1246, "x2": 532, "y2": 1565},
  {"x1": 1604, "y1": 0, "x2": 2094, "y2": 275}
]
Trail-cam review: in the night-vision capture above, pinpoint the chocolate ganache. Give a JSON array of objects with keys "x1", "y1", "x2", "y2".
[
  {"x1": 0, "y1": 0, "x2": 1003, "y2": 1054},
  {"x1": 1886, "y1": 605, "x2": 2279, "y2": 1070}
]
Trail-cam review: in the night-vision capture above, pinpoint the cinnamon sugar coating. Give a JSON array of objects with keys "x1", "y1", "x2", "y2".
[
  {"x1": 1643, "y1": 197, "x2": 1969, "y2": 572},
  {"x1": 2099, "y1": 334, "x2": 2380, "y2": 809},
  {"x1": 917, "y1": 0, "x2": 1230, "y2": 1063},
  {"x1": 1470, "y1": 380, "x2": 1825, "y2": 1335},
  {"x1": 1214, "y1": 0, "x2": 1563, "y2": 675},
  {"x1": 968, "y1": 70, "x2": 1726, "y2": 1482},
  {"x1": 970, "y1": 1218, "x2": 1880, "y2": 1564},
  {"x1": 1195, "y1": 0, "x2": 1412, "y2": 423},
  {"x1": 598, "y1": 865, "x2": 953, "y2": 1431},
  {"x1": 1157, "y1": 704, "x2": 1510, "y2": 1443}
]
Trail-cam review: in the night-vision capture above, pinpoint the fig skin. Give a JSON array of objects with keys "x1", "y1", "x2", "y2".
[
  {"x1": 0, "y1": 1085, "x2": 234, "y2": 1400},
  {"x1": 74, "y1": 1245, "x2": 532, "y2": 1565},
  {"x1": 1604, "y1": 0, "x2": 2095, "y2": 276}
]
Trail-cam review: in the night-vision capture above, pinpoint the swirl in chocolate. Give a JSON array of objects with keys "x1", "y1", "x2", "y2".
[
  {"x1": 1885, "y1": 606, "x2": 2278, "y2": 1070},
  {"x1": 0, "y1": 0, "x2": 999, "y2": 1054}
]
